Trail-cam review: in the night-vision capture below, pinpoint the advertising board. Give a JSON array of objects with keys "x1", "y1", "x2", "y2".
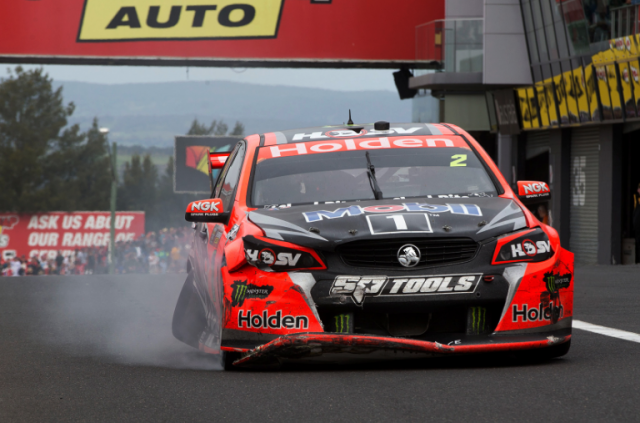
[
  {"x1": 0, "y1": 0, "x2": 444, "y2": 68},
  {"x1": 174, "y1": 136, "x2": 240, "y2": 193},
  {"x1": 0, "y1": 212, "x2": 145, "y2": 260}
]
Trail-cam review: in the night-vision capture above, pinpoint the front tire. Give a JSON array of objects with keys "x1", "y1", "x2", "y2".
[
  {"x1": 222, "y1": 351, "x2": 241, "y2": 370},
  {"x1": 538, "y1": 339, "x2": 571, "y2": 359},
  {"x1": 172, "y1": 270, "x2": 207, "y2": 349}
]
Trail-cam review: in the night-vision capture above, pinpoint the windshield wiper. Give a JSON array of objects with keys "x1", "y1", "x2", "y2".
[{"x1": 365, "y1": 151, "x2": 383, "y2": 200}]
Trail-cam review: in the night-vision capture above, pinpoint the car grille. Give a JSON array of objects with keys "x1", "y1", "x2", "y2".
[{"x1": 336, "y1": 237, "x2": 479, "y2": 269}]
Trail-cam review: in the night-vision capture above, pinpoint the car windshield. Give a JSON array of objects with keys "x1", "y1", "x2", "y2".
[{"x1": 251, "y1": 147, "x2": 497, "y2": 207}]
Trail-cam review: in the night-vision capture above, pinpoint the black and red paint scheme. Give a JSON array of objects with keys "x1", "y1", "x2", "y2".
[{"x1": 172, "y1": 123, "x2": 573, "y2": 368}]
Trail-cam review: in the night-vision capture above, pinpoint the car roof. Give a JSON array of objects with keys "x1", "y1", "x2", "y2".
[{"x1": 260, "y1": 123, "x2": 458, "y2": 145}]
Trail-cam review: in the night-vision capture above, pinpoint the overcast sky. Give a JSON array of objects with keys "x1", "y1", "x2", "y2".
[{"x1": 15, "y1": 65, "x2": 398, "y2": 92}]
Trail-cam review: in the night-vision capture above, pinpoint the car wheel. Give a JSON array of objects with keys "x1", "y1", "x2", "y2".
[
  {"x1": 538, "y1": 339, "x2": 571, "y2": 359},
  {"x1": 514, "y1": 339, "x2": 571, "y2": 362},
  {"x1": 222, "y1": 351, "x2": 241, "y2": 371}
]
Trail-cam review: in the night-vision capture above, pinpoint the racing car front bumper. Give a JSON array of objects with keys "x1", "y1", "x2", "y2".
[{"x1": 223, "y1": 326, "x2": 572, "y2": 367}]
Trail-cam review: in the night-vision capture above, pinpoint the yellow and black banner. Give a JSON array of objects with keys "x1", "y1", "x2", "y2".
[{"x1": 515, "y1": 35, "x2": 640, "y2": 130}]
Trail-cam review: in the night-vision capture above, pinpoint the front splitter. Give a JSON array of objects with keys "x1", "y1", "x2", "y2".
[{"x1": 228, "y1": 330, "x2": 571, "y2": 367}]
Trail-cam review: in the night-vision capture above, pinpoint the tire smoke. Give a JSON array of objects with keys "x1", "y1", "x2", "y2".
[{"x1": 30, "y1": 274, "x2": 222, "y2": 370}]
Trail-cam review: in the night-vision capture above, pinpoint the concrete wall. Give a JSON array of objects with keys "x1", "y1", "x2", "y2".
[
  {"x1": 444, "y1": 95, "x2": 490, "y2": 131},
  {"x1": 446, "y1": 0, "x2": 483, "y2": 19},
  {"x1": 549, "y1": 129, "x2": 571, "y2": 248},
  {"x1": 598, "y1": 125, "x2": 623, "y2": 265},
  {"x1": 483, "y1": 0, "x2": 532, "y2": 85}
]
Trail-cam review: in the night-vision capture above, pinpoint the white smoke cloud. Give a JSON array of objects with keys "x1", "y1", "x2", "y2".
[{"x1": 33, "y1": 273, "x2": 222, "y2": 370}]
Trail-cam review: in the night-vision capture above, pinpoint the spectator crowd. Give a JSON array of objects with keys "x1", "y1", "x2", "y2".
[{"x1": 1, "y1": 227, "x2": 192, "y2": 276}]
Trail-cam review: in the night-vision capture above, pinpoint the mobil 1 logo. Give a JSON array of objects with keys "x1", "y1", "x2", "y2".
[{"x1": 366, "y1": 213, "x2": 433, "y2": 235}]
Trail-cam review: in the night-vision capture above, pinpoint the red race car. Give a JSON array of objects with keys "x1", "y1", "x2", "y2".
[{"x1": 172, "y1": 121, "x2": 573, "y2": 369}]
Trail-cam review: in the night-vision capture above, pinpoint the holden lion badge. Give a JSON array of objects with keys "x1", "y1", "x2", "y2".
[{"x1": 397, "y1": 244, "x2": 421, "y2": 267}]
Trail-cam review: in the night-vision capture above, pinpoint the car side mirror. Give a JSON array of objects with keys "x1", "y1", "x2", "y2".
[
  {"x1": 516, "y1": 181, "x2": 551, "y2": 204},
  {"x1": 185, "y1": 198, "x2": 229, "y2": 223}
]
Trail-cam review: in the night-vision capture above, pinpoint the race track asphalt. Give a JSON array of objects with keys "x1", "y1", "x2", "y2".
[{"x1": 1, "y1": 265, "x2": 640, "y2": 423}]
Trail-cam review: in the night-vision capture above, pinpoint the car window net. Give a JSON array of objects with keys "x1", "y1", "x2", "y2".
[{"x1": 251, "y1": 147, "x2": 497, "y2": 206}]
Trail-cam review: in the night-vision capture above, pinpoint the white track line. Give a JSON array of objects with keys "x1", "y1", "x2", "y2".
[{"x1": 573, "y1": 320, "x2": 640, "y2": 343}]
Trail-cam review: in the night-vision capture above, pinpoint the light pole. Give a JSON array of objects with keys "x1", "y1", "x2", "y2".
[{"x1": 101, "y1": 127, "x2": 117, "y2": 275}]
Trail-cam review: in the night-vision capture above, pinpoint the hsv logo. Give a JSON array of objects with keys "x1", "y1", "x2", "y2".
[
  {"x1": 510, "y1": 239, "x2": 551, "y2": 258},
  {"x1": 245, "y1": 249, "x2": 301, "y2": 267},
  {"x1": 292, "y1": 127, "x2": 427, "y2": 140},
  {"x1": 493, "y1": 228, "x2": 554, "y2": 264},
  {"x1": 259, "y1": 136, "x2": 467, "y2": 160},
  {"x1": 330, "y1": 274, "x2": 481, "y2": 305}
]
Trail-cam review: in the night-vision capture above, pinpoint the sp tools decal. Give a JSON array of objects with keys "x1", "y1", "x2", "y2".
[
  {"x1": 230, "y1": 280, "x2": 274, "y2": 307},
  {"x1": 238, "y1": 310, "x2": 309, "y2": 330},
  {"x1": 78, "y1": 0, "x2": 284, "y2": 42},
  {"x1": 303, "y1": 203, "x2": 482, "y2": 223},
  {"x1": 330, "y1": 274, "x2": 481, "y2": 305}
]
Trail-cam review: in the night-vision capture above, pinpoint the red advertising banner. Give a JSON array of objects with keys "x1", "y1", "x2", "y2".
[
  {"x1": 0, "y1": 0, "x2": 443, "y2": 68},
  {"x1": 0, "y1": 212, "x2": 145, "y2": 260}
]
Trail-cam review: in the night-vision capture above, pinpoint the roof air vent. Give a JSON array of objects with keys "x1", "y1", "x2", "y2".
[{"x1": 374, "y1": 121, "x2": 390, "y2": 130}]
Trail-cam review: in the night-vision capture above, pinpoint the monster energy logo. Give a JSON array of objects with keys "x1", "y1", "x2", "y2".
[
  {"x1": 334, "y1": 313, "x2": 352, "y2": 334},
  {"x1": 543, "y1": 272, "x2": 572, "y2": 293},
  {"x1": 468, "y1": 306, "x2": 487, "y2": 335},
  {"x1": 230, "y1": 280, "x2": 274, "y2": 307}
]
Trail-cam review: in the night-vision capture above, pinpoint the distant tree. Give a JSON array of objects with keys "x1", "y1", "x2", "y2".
[
  {"x1": 118, "y1": 153, "x2": 158, "y2": 217},
  {"x1": 0, "y1": 67, "x2": 111, "y2": 212},
  {"x1": 45, "y1": 119, "x2": 111, "y2": 211},
  {"x1": 230, "y1": 121, "x2": 244, "y2": 136},
  {"x1": 187, "y1": 118, "x2": 213, "y2": 135},
  {"x1": 151, "y1": 155, "x2": 198, "y2": 231},
  {"x1": 187, "y1": 118, "x2": 243, "y2": 136}
]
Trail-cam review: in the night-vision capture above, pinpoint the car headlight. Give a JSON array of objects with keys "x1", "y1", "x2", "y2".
[
  {"x1": 492, "y1": 228, "x2": 554, "y2": 265},
  {"x1": 243, "y1": 235, "x2": 326, "y2": 272}
]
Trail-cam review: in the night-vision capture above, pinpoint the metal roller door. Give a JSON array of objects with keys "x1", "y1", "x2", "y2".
[
  {"x1": 526, "y1": 131, "x2": 550, "y2": 160},
  {"x1": 570, "y1": 127, "x2": 600, "y2": 264}
]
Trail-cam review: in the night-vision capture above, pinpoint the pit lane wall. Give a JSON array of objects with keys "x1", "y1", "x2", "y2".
[{"x1": 0, "y1": 212, "x2": 144, "y2": 260}]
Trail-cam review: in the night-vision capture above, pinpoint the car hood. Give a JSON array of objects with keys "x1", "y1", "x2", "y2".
[{"x1": 247, "y1": 197, "x2": 528, "y2": 251}]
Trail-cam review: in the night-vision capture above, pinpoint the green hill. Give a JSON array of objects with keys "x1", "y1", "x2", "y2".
[{"x1": 54, "y1": 80, "x2": 412, "y2": 147}]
